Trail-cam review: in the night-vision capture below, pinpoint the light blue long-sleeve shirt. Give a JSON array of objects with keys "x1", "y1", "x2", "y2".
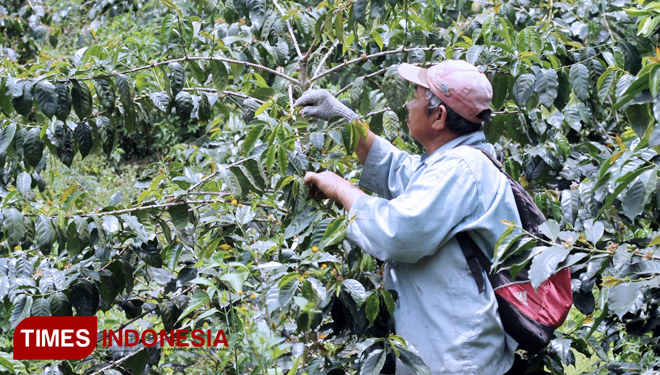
[{"x1": 347, "y1": 131, "x2": 519, "y2": 375}]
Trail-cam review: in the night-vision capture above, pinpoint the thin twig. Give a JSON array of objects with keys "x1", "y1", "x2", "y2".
[
  {"x1": 81, "y1": 56, "x2": 299, "y2": 84},
  {"x1": 272, "y1": 0, "x2": 303, "y2": 60},
  {"x1": 182, "y1": 88, "x2": 265, "y2": 104},
  {"x1": 88, "y1": 347, "x2": 146, "y2": 375},
  {"x1": 335, "y1": 67, "x2": 388, "y2": 96},
  {"x1": 360, "y1": 108, "x2": 390, "y2": 120},
  {"x1": 311, "y1": 40, "x2": 340, "y2": 83},
  {"x1": 309, "y1": 47, "x2": 433, "y2": 83},
  {"x1": 186, "y1": 157, "x2": 251, "y2": 192}
]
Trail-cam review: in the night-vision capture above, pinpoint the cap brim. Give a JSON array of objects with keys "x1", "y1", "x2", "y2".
[{"x1": 397, "y1": 63, "x2": 429, "y2": 88}]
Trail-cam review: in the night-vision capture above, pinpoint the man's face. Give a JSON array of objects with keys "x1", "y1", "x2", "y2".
[{"x1": 406, "y1": 86, "x2": 437, "y2": 142}]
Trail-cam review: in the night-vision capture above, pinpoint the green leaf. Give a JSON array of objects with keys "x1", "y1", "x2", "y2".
[
  {"x1": 36, "y1": 214, "x2": 55, "y2": 254},
  {"x1": 622, "y1": 177, "x2": 647, "y2": 221},
  {"x1": 561, "y1": 189, "x2": 579, "y2": 225},
  {"x1": 17, "y1": 172, "x2": 31, "y2": 196},
  {"x1": 365, "y1": 292, "x2": 380, "y2": 325},
  {"x1": 650, "y1": 64, "x2": 660, "y2": 98},
  {"x1": 210, "y1": 60, "x2": 229, "y2": 93},
  {"x1": 0, "y1": 355, "x2": 16, "y2": 375},
  {"x1": 175, "y1": 91, "x2": 194, "y2": 121},
  {"x1": 3, "y1": 208, "x2": 25, "y2": 249},
  {"x1": 242, "y1": 98, "x2": 259, "y2": 123},
  {"x1": 529, "y1": 245, "x2": 570, "y2": 290},
  {"x1": 35, "y1": 80, "x2": 58, "y2": 118},
  {"x1": 23, "y1": 128, "x2": 43, "y2": 168},
  {"x1": 13, "y1": 127, "x2": 25, "y2": 159},
  {"x1": 97, "y1": 270, "x2": 120, "y2": 311},
  {"x1": 0, "y1": 122, "x2": 16, "y2": 155},
  {"x1": 321, "y1": 217, "x2": 347, "y2": 250},
  {"x1": 31, "y1": 297, "x2": 51, "y2": 317},
  {"x1": 626, "y1": 103, "x2": 654, "y2": 138},
  {"x1": 198, "y1": 92, "x2": 211, "y2": 122},
  {"x1": 176, "y1": 291, "x2": 209, "y2": 323},
  {"x1": 135, "y1": 239, "x2": 163, "y2": 268},
  {"x1": 371, "y1": 0, "x2": 386, "y2": 19},
  {"x1": 169, "y1": 62, "x2": 186, "y2": 98},
  {"x1": 71, "y1": 79, "x2": 92, "y2": 120},
  {"x1": 465, "y1": 45, "x2": 483, "y2": 65},
  {"x1": 278, "y1": 145, "x2": 288, "y2": 175},
  {"x1": 161, "y1": 14, "x2": 176, "y2": 44},
  {"x1": 382, "y1": 110, "x2": 400, "y2": 141},
  {"x1": 360, "y1": 348, "x2": 387, "y2": 375},
  {"x1": 275, "y1": 37, "x2": 289, "y2": 65},
  {"x1": 485, "y1": 112, "x2": 507, "y2": 143},
  {"x1": 284, "y1": 206, "x2": 317, "y2": 239},
  {"x1": 243, "y1": 123, "x2": 266, "y2": 155},
  {"x1": 246, "y1": 0, "x2": 266, "y2": 29},
  {"x1": 383, "y1": 66, "x2": 408, "y2": 110},
  {"x1": 491, "y1": 74, "x2": 511, "y2": 110},
  {"x1": 535, "y1": 69, "x2": 558, "y2": 109},
  {"x1": 512, "y1": 73, "x2": 535, "y2": 107},
  {"x1": 10, "y1": 295, "x2": 32, "y2": 329},
  {"x1": 351, "y1": 77, "x2": 365, "y2": 108},
  {"x1": 354, "y1": 0, "x2": 367, "y2": 26},
  {"x1": 55, "y1": 124, "x2": 75, "y2": 167},
  {"x1": 169, "y1": 203, "x2": 190, "y2": 230},
  {"x1": 150, "y1": 91, "x2": 170, "y2": 112},
  {"x1": 123, "y1": 349, "x2": 149, "y2": 375},
  {"x1": 94, "y1": 78, "x2": 116, "y2": 112},
  {"x1": 74, "y1": 120, "x2": 93, "y2": 159},
  {"x1": 381, "y1": 289, "x2": 396, "y2": 316},
  {"x1": 11, "y1": 80, "x2": 33, "y2": 116},
  {"x1": 49, "y1": 292, "x2": 72, "y2": 316},
  {"x1": 288, "y1": 356, "x2": 302, "y2": 375},
  {"x1": 115, "y1": 73, "x2": 134, "y2": 113},
  {"x1": 395, "y1": 344, "x2": 432, "y2": 375},
  {"x1": 598, "y1": 167, "x2": 652, "y2": 217},
  {"x1": 569, "y1": 63, "x2": 590, "y2": 102},
  {"x1": 618, "y1": 41, "x2": 641, "y2": 75},
  {"x1": 608, "y1": 281, "x2": 642, "y2": 319},
  {"x1": 584, "y1": 220, "x2": 604, "y2": 244},
  {"x1": 96, "y1": 116, "x2": 116, "y2": 157},
  {"x1": 597, "y1": 68, "x2": 617, "y2": 104},
  {"x1": 54, "y1": 83, "x2": 71, "y2": 121},
  {"x1": 279, "y1": 273, "x2": 301, "y2": 306},
  {"x1": 342, "y1": 279, "x2": 367, "y2": 306}
]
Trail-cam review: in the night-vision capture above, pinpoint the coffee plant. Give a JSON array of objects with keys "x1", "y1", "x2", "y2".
[{"x1": 1, "y1": 0, "x2": 660, "y2": 374}]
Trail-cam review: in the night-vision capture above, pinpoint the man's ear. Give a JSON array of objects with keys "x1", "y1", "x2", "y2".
[{"x1": 431, "y1": 105, "x2": 447, "y2": 131}]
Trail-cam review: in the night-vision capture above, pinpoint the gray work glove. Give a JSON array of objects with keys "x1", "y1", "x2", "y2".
[{"x1": 293, "y1": 89, "x2": 359, "y2": 122}]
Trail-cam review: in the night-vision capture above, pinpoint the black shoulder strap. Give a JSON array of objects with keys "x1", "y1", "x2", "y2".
[{"x1": 456, "y1": 232, "x2": 492, "y2": 294}]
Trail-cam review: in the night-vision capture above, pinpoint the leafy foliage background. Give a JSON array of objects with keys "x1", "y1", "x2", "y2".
[{"x1": 1, "y1": 0, "x2": 660, "y2": 374}]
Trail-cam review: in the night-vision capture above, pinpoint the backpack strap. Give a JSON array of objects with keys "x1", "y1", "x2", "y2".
[{"x1": 456, "y1": 232, "x2": 491, "y2": 294}]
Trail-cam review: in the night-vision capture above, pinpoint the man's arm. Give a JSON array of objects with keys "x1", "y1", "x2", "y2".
[{"x1": 346, "y1": 155, "x2": 480, "y2": 263}]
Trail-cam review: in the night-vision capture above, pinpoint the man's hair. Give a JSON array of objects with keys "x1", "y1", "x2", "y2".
[{"x1": 425, "y1": 89, "x2": 490, "y2": 136}]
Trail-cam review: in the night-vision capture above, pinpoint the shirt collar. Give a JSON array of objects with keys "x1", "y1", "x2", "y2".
[{"x1": 419, "y1": 131, "x2": 487, "y2": 166}]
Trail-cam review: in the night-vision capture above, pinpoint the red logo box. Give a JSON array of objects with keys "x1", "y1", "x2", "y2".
[{"x1": 14, "y1": 317, "x2": 97, "y2": 360}]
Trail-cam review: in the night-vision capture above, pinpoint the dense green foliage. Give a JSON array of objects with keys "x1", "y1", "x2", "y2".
[{"x1": 1, "y1": 0, "x2": 660, "y2": 374}]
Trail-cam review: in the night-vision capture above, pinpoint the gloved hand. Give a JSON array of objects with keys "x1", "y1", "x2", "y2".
[{"x1": 293, "y1": 89, "x2": 359, "y2": 121}]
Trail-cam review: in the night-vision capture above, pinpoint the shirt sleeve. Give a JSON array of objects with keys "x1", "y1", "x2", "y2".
[
  {"x1": 359, "y1": 135, "x2": 421, "y2": 199},
  {"x1": 347, "y1": 155, "x2": 480, "y2": 263}
]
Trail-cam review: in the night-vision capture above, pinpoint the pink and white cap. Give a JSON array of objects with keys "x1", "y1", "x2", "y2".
[{"x1": 397, "y1": 60, "x2": 493, "y2": 124}]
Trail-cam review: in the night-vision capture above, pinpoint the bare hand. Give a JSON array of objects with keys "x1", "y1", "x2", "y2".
[
  {"x1": 304, "y1": 171, "x2": 349, "y2": 201},
  {"x1": 304, "y1": 171, "x2": 366, "y2": 211}
]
